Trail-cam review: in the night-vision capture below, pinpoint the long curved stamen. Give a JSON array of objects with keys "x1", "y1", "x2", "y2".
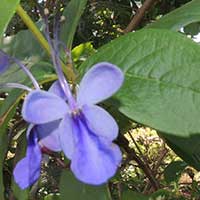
[
  {"x1": 43, "y1": 13, "x2": 77, "y2": 110},
  {"x1": 0, "y1": 83, "x2": 32, "y2": 92},
  {"x1": 0, "y1": 50, "x2": 40, "y2": 90},
  {"x1": 12, "y1": 58, "x2": 40, "y2": 90}
]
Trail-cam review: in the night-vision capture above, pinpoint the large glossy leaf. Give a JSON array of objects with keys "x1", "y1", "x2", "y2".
[
  {"x1": 59, "y1": 171, "x2": 111, "y2": 200},
  {"x1": 60, "y1": 0, "x2": 88, "y2": 49},
  {"x1": 0, "y1": 0, "x2": 20, "y2": 38},
  {"x1": 79, "y1": 29, "x2": 200, "y2": 169},
  {"x1": 149, "y1": 0, "x2": 200, "y2": 31}
]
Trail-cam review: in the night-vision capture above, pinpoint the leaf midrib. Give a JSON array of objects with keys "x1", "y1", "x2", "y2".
[{"x1": 125, "y1": 73, "x2": 200, "y2": 95}]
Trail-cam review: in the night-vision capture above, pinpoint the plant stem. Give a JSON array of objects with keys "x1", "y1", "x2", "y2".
[
  {"x1": 16, "y1": 4, "x2": 76, "y2": 82},
  {"x1": 118, "y1": 135, "x2": 160, "y2": 191},
  {"x1": 123, "y1": 0, "x2": 158, "y2": 33}
]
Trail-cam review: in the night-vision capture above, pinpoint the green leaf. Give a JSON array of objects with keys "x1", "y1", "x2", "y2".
[
  {"x1": 150, "y1": 189, "x2": 171, "y2": 199},
  {"x1": 122, "y1": 189, "x2": 172, "y2": 200},
  {"x1": 148, "y1": 0, "x2": 200, "y2": 31},
  {"x1": 79, "y1": 29, "x2": 200, "y2": 169},
  {"x1": 164, "y1": 161, "x2": 187, "y2": 183},
  {"x1": 0, "y1": 0, "x2": 20, "y2": 38},
  {"x1": 0, "y1": 105, "x2": 16, "y2": 200},
  {"x1": 44, "y1": 194, "x2": 60, "y2": 200},
  {"x1": 163, "y1": 135, "x2": 200, "y2": 170},
  {"x1": 0, "y1": 21, "x2": 49, "y2": 89},
  {"x1": 122, "y1": 190, "x2": 149, "y2": 200},
  {"x1": 0, "y1": 22, "x2": 48, "y2": 60},
  {"x1": 60, "y1": 0, "x2": 88, "y2": 49},
  {"x1": 0, "y1": 23, "x2": 50, "y2": 90},
  {"x1": 72, "y1": 42, "x2": 96, "y2": 67},
  {"x1": 80, "y1": 29, "x2": 200, "y2": 138},
  {"x1": 184, "y1": 22, "x2": 200, "y2": 36},
  {"x1": 59, "y1": 171, "x2": 111, "y2": 200}
]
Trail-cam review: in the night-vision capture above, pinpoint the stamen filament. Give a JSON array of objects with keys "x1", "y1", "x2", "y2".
[
  {"x1": 43, "y1": 14, "x2": 77, "y2": 110},
  {"x1": 0, "y1": 50, "x2": 40, "y2": 90},
  {"x1": 0, "y1": 83, "x2": 32, "y2": 92},
  {"x1": 13, "y1": 58, "x2": 40, "y2": 89}
]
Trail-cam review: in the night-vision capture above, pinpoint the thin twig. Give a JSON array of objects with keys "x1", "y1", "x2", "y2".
[
  {"x1": 143, "y1": 146, "x2": 168, "y2": 194},
  {"x1": 152, "y1": 145, "x2": 168, "y2": 173},
  {"x1": 118, "y1": 135, "x2": 160, "y2": 191},
  {"x1": 128, "y1": 131, "x2": 149, "y2": 164},
  {"x1": 123, "y1": 0, "x2": 158, "y2": 33},
  {"x1": 41, "y1": 147, "x2": 69, "y2": 169}
]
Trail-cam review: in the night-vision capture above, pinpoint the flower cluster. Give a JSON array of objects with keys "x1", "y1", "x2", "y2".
[{"x1": 0, "y1": 23, "x2": 124, "y2": 189}]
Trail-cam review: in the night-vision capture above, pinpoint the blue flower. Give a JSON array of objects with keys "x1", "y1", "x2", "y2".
[
  {"x1": 22, "y1": 62, "x2": 124, "y2": 185},
  {"x1": 0, "y1": 13, "x2": 124, "y2": 188},
  {"x1": 0, "y1": 49, "x2": 124, "y2": 187}
]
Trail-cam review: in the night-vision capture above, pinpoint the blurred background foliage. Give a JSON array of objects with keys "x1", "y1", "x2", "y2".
[
  {"x1": 5, "y1": 0, "x2": 193, "y2": 48},
  {"x1": 2, "y1": 0, "x2": 200, "y2": 199}
]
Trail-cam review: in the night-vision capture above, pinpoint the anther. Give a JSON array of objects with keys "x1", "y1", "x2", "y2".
[
  {"x1": 44, "y1": 8, "x2": 49, "y2": 16},
  {"x1": 72, "y1": 109, "x2": 81, "y2": 116}
]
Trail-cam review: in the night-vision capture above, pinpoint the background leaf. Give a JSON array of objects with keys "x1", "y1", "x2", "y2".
[
  {"x1": 184, "y1": 22, "x2": 200, "y2": 36},
  {"x1": 72, "y1": 42, "x2": 95, "y2": 67},
  {"x1": 59, "y1": 171, "x2": 111, "y2": 200},
  {"x1": 1, "y1": 28, "x2": 47, "y2": 60},
  {"x1": 148, "y1": 0, "x2": 200, "y2": 31},
  {"x1": 44, "y1": 194, "x2": 60, "y2": 200},
  {"x1": 122, "y1": 189, "x2": 172, "y2": 200},
  {"x1": 0, "y1": 106, "x2": 16, "y2": 200},
  {"x1": 60, "y1": 0, "x2": 88, "y2": 49},
  {"x1": 122, "y1": 190, "x2": 148, "y2": 200},
  {"x1": 164, "y1": 161, "x2": 187, "y2": 183},
  {"x1": 0, "y1": 0, "x2": 20, "y2": 38}
]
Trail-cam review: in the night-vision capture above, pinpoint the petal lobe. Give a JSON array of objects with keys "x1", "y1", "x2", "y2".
[{"x1": 77, "y1": 62, "x2": 124, "y2": 106}]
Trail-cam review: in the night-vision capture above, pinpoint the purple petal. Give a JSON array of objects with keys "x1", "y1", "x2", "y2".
[
  {"x1": 13, "y1": 127, "x2": 42, "y2": 189},
  {"x1": 82, "y1": 104, "x2": 118, "y2": 141},
  {"x1": 36, "y1": 120, "x2": 61, "y2": 152},
  {"x1": 22, "y1": 90, "x2": 69, "y2": 124},
  {"x1": 77, "y1": 62, "x2": 124, "y2": 106},
  {"x1": 0, "y1": 50, "x2": 10, "y2": 74},
  {"x1": 71, "y1": 117, "x2": 122, "y2": 185},
  {"x1": 59, "y1": 114, "x2": 76, "y2": 159},
  {"x1": 49, "y1": 80, "x2": 67, "y2": 100}
]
